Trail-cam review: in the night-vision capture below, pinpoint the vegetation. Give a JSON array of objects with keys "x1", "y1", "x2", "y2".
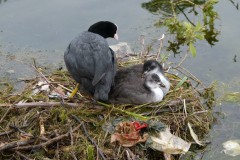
[{"x1": 142, "y1": 0, "x2": 219, "y2": 56}]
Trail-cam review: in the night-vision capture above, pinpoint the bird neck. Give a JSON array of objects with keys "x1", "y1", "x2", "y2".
[{"x1": 158, "y1": 74, "x2": 170, "y2": 94}]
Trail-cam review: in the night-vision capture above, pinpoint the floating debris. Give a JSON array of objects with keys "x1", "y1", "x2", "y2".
[
  {"x1": 32, "y1": 80, "x2": 50, "y2": 95},
  {"x1": 222, "y1": 140, "x2": 240, "y2": 157}
]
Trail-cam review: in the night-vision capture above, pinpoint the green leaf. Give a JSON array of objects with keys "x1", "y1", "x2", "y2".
[
  {"x1": 189, "y1": 42, "x2": 197, "y2": 57},
  {"x1": 195, "y1": 33, "x2": 205, "y2": 40},
  {"x1": 195, "y1": 21, "x2": 202, "y2": 30},
  {"x1": 183, "y1": 21, "x2": 192, "y2": 30},
  {"x1": 87, "y1": 145, "x2": 95, "y2": 160},
  {"x1": 175, "y1": 76, "x2": 188, "y2": 89},
  {"x1": 97, "y1": 101, "x2": 150, "y2": 121}
]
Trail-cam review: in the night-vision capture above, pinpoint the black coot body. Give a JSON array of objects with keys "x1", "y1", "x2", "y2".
[{"x1": 64, "y1": 21, "x2": 118, "y2": 101}]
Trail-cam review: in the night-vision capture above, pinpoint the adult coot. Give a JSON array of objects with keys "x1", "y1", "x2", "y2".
[
  {"x1": 110, "y1": 73, "x2": 164, "y2": 104},
  {"x1": 109, "y1": 60, "x2": 170, "y2": 104},
  {"x1": 64, "y1": 21, "x2": 118, "y2": 101}
]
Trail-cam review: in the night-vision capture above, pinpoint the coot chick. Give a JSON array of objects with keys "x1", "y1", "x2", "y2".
[
  {"x1": 64, "y1": 21, "x2": 118, "y2": 101},
  {"x1": 113, "y1": 60, "x2": 170, "y2": 96},
  {"x1": 110, "y1": 73, "x2": 164, "y2": 104},
  {"x1": 143, "y1": 60, "x2": 170, "y2": 95}
]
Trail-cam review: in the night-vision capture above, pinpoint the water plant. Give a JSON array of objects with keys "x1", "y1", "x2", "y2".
[{"x1": 142, "y1": 0, "x2": 219, "y2": 56}]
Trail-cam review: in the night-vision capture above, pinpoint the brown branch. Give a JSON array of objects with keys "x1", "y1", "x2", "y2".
[
  {"x1": 0, "y1": 129, "x2": 16, "y2": 137},
  {"x1": 15, "y1": 151, "x2": 34, "y2": 160},
  {"x1": 0, "y1": 102, "x2": 81, "y2": 109},
  {"x1": 70, "y1": 151, "x2": 78, "y2": 160},
  {"x1": 0, "y1": 139, "x2": 35, "y2": 151},
  {"x1": 0, "y1": 105, "x2": 13, "y2": 123},
  {"x1": 71, "y1": 115, "x2": 107, "y2": 160},
  {"x1": 55, "y1": 143, "x2": 60, "y2": 160},
  {"x1": 70, "y1": 126, "x2": 74, "y2": 146},
  {"x1": 124, "y1": 148, "x2": 137, "y2": 160},
  {"x1": 0, "y1": 124, "x2": 29, "y2": 137},
  {"x1": 12, "y1": 124, "x2": 81, "y2": 151}
]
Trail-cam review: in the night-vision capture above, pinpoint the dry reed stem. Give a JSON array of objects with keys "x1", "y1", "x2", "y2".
[{"x1": 12, "y1": 124, "x2": 81, "y2": 151}]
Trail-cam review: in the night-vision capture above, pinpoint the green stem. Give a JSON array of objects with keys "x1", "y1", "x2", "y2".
[{"x1": 97, "y1": 101, "x2": 150, "y2": 121}]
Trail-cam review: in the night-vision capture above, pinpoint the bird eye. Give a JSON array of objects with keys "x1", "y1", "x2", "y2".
[{"x1": 150, "y1": 66, "x2": 155, "y2": 70}]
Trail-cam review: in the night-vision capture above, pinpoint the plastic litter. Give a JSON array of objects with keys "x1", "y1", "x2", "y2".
[
  {"x1": 148, "y1": 127, "x2": 191, "y2": 154},
  {"x1": 111, "y1": 121, "x2": 148, "y2": 147},
  {"x1": 222, "y1": 139, "x2": 240, "y2": 156}
]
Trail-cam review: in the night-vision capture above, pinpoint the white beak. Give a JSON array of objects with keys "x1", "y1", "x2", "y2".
[{"x1": 114, "y1": 33, "x2": 118, "y2": 40}]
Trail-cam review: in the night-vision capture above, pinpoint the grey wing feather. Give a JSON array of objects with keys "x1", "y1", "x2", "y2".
[
  {"x1": 90, "y1": 34, "x2": 115, "y2": 86},
  {"x1": 110, "y1": 77, "x2": 152, "y2": 104}
]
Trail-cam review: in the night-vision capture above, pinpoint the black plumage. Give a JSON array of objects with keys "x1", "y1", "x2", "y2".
[{"x1": 64, "y1": 21, "x2": 118, "y2": 101}]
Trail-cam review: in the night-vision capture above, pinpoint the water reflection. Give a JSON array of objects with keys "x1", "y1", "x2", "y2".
[
  {"x1": 229, "y1": 0, "x2": 239, "y2": 10},
  {"x1": 0, "y1": 0, "x2": 8, "y2": 5},
  {"x1": 233, "y1": 54, "x2": 237, "y2": 63},
  {"x1": 141, "y1": 0, "x2": 205, "y2": 15},
  {"x1": 141, "y1": 0, "x2": 220, "y2": 54}
]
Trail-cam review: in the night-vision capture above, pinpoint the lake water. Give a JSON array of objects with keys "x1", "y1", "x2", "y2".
[{"x1": 0, "y1": 0, "x2": 240, "y2": 159}]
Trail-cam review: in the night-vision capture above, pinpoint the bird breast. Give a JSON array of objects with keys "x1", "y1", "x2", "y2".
[{"x1": 151, "y1": 87, "x2": 164, "y2": 102}]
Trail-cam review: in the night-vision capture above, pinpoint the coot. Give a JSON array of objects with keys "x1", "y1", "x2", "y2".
[
  {"x1": 113, "y1": 60, "x2": 170, "y2": 95},
  {"x1": 64, "y1": 21, "x2": 118, "y2": 101},
  {"x1": 109, "y1": 60, "x2": 170, "y2": 104},
  {"x1": 110, "y1": 73, "x2": 164, "y2": 104},
  {"x1": 143, "y1": 60, "x2": 170, "y2": 95}
]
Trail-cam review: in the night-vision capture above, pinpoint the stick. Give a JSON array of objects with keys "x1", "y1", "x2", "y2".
[
  {"x1": 0, "y1": 105, "x2": 13, "y2": 123},
  {"x1": 15, "y1": 151, "x2": 34, "y2": 160},
  {"x1": 174, "y1": 66, "x2": 205, "y2": 88},
  {"x1": 70, "y1": 126, "x2": 74, "y2": 146},
  {"x1": 0, "y1": 102, "x2": 81, "y2": 109},
  {"x1": 0, "y1": 123, "x2": 32, "y2": 137},
  {"x1": 70, "y1": 152, "x2": 78, "y2": 160},
  {"x1": 71, "y1": 115, "x2": 107, "y2": 160},
  {"x1": 139, "y1": 35, "x2": 145, "y2": 58},
  {"x1": 12, "y1": 124, "x2": 81, "y2": 151},
  {"x1": 0, "y1": 129, "x2": 15, "y2": 137},
  {"x1": 0, "y1": 139, "x2": 35, "y2": 151},
  {"x1": 156, "y1": 34, "x2": 165, "y2": 60}
]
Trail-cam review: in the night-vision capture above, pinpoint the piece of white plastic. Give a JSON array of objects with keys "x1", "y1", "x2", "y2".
[
  {"x1": 222, "y1": 140, "x2": 240, "y2": 156},
  {"x1": 149, "y1": 127, "x2": 191, "y2": 154}
]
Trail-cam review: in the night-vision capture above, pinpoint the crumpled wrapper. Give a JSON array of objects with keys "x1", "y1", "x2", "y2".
[
  {"x1": 111, "y1": 121, "x2": 148, "y2": 147},
  {"x1": 148, "y1": 128, "x2": 191, "y2": 154}
]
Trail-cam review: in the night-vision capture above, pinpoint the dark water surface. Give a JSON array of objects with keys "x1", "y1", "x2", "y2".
[{"x1": 0, "y1": 0, "x2": 240, "y2": 159}]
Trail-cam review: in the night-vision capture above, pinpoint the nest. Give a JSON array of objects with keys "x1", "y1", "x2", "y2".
[{"x1": 0, "y1": 56, "x2": 215, "y2": 159}]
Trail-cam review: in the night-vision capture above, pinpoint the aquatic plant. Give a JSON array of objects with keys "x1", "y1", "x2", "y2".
[{"x1": 142, "y1": 0, "x2": 219, "y2": 56}]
